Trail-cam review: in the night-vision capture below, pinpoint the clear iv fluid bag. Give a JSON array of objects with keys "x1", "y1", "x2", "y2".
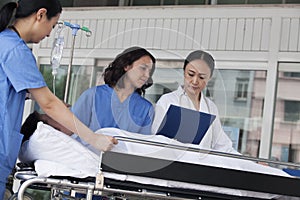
[{"x1": 51, "y1": 23, "x2": 65, "y2": 76}]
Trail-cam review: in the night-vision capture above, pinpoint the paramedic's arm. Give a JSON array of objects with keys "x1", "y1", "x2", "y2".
[{"x1": 28, "y1": 87, "x2": 118, "y2": 151}]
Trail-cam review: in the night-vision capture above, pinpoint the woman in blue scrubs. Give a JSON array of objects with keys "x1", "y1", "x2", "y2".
[
  {"x1": 71, "y1": 46, "x2": 156, "y2": 154},
  {"x1": 0, "y1": 1, "x2": 117, "y2": 198}
]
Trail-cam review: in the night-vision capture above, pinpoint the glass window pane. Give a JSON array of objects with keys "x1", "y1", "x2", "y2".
[
  {"x1": 163, "y1": 0, "x2": 177, "y2": 5},
  {"x1": 60, "y1": 0, "x2": 74, "y2": 7},
  {"x1": 272, "y1": 63, "x2": 300, "y2": 164},
  {"x1": 145, "y1": 67, "x2": 184, "y2": 103},
  {"x1": 132, "y1": 0, "x2": 161, "y2": 6},
  {"x1": 235, "y1": 78, "x2": 249, "y2": 100},
  {"x1": 177, "y1": 0, "x2": 205, "y2": 5},
  {"x1": 40, "y1": 64, "x2": 68, "y2": 101},
  {"x1": 248, "y1": 0, "x2": 282, "y2": 4},
  {"x1": 286, "y1": 0, "x2": 300, "y2": 3},
  {"x1": 212, "y1": 69, "x2": 266, "y2": 156},
  {"x1": 41, "y1": 60, "x2": 267, "y2": 159},
  {"x1": 148, "y1": 63, "x2": 266, "y2": 156},
  {"x1": 284, "y1": 72, "x2": 300, "y2": 78},
  {"x1": 40, "y1": 64, "x2": 96, "y2": 106},
  {"x1": 68, "y1": 65, "x2": 96, "y2": 105},
  {"x1": 284, "y1": 101, "x2": 300, "y2": 122},
  {"x1": 73, "y1": 0, "x2": 119, "y2": 6},
  {"x1": 217, "y1": 0, "x2": 246, "y2": 4}
]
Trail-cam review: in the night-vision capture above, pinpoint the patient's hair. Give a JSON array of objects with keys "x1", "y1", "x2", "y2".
[
  {"x1": 20, "y1": 111, "x2": 41, "y2": 143},
  {"x1": 103, "y1": 46, "x2": 156, "y2": 96}
]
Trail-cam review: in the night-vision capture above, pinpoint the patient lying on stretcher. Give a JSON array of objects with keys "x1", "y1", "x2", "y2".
[
  {"x1": 19, "y1": 111, "x2": 290, "y2": 177},
  {"x1": 20, "y1": 111, "x2": 73, "y2": 143},
  {"x1": 18, "y1": 111, "x2": 295, "y2": 199}
]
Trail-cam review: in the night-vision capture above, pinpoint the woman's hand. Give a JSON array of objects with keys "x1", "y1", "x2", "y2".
[
  {"x1": 88, "y1": 133, "x2": 118, "y2": 152},
  {"x1": 29, "y1": 87, "x2": 118, "y2": 152}
]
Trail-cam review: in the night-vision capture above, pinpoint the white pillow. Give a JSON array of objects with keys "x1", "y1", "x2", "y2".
[{"x1": 19, "y1": 122, "x2": 100, "y2": 177}]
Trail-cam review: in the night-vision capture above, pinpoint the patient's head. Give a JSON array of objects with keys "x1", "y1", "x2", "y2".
[
  {"x1": 21, "y1": 111, "x2": 72, "y2": 143},
  {"x1": 20, "y1": 111, "x2": 41, "y2": 143}
]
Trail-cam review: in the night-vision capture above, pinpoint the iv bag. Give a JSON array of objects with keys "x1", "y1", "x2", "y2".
[{"x1": 51, "y1": 22, "x2": 65, "y2": 76}]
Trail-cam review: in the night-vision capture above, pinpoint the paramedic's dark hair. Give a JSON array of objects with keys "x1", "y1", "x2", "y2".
[
  {"x1": 0, "y1": 0, "x2": 62, "y2": 32},
  {"x1": 103, "y1": 46, "x2": 156, "y2": 96},
  {"x1": 183, "y1": 50, "x2": 215, "y2": 78},
  {"x1": 20, "y1": 111, "x2": 41, "y2": 143}
]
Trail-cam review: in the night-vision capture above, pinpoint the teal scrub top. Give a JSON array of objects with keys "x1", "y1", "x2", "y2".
[{"x1": 0, "y1": 29, "x2": 46, "y2": 184}]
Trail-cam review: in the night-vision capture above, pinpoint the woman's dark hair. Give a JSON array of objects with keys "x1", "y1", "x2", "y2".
[
  {"x1": 0, "y1": 0, "x2": 62, "y2": 32},
  {"x1": 183, "y1": 50, "x2": 215, "y2": 78},
  {"x1": 20, "y1": 111, "x2": 41, "y2": 143},
  {"x1": 104, "y1": 46, "x2": 156, "y2": 96}
]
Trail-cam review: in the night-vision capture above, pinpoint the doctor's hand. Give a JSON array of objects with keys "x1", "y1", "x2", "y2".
[{"x1": 88, "y1": 133, "x2": 118, "y2": 152}]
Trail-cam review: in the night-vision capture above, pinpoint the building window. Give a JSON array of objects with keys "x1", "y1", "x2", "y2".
[
  {"x1": 205, "y1": 78, "x2": 215, "y2": 99},
  {"x1": 234, "y1": 78, "x2": 249, "y2": 101},
  {"x1": 60, "y1": 0, "x2": 119, "y2": 7},
  {"x1": 284, "y1": 100, "x2": 300, "y2": 122},
  {"x1": 284, "y1": 72, "x2": 300, "y2": 78},
  {"x1": 145, "y1": 67, "x2": 183, "y2": 103},
  {"x1": 129, "y1": 0, "x2": 207, "y2": 5},
  {"x1": 272, "y1": 63, "x2": 300, "y2": 164},
  {"x1": 40, "y1": 64, "x2": 103, "y2": 105},
  {"x1": 40, "y1": 64, "x2": 68, "y2": 101},
  {"x1": 58, "y1": 0, "x2": 300, "y2": 7}
]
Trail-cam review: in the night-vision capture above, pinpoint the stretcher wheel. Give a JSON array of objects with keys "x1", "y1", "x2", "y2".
[
  {"x1": 3, "y1": 187, "x2": 12, "y2": 200},
  {"x1": 7, "y1": 192, "x2": 33, "y2": 200}
]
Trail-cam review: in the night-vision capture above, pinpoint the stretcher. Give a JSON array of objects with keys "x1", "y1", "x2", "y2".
[{"x1": 12, "y1": 123, "x2": 300, "y2": 200}]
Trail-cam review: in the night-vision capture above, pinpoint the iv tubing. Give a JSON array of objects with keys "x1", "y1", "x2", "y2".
[{"x1": 53, "y1": 75, "x2": 56, "y2": 95}]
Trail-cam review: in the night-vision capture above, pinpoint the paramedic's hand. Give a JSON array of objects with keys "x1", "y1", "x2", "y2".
[{"x1": 89, "y1": 133, "x2": 118, "y2": 152}]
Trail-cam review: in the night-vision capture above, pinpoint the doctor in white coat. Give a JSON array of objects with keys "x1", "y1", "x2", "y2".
[{"x1": 152, "y1": 50, "x2": 238, "y2": 154}]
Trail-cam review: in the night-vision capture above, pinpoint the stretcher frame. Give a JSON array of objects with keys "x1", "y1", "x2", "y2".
[{"x1": 12, "y1": 137, "x2": 300, "y2": 200}]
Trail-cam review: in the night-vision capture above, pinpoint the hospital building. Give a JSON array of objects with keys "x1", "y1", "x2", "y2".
[
  {"x1": 3, "y1": 1, "x2": 300, "y2": 197},
  {"x1": 29, "y1": 0, "x2": 300, "y2": 164}
]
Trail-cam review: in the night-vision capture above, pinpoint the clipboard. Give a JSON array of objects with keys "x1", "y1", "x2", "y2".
[{"x1": 156, "y1": 105, "x2": 216, "y2": 144}]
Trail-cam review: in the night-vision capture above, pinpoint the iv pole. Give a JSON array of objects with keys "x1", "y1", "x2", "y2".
[{"x1": 63, "y1": 22, "x2": 92, "y2": 103}]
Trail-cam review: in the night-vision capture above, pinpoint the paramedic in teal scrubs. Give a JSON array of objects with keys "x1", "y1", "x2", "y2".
[
  {"x1": 71, "y1": 46, "x2": 155, "y2": 154},
  {"x1": 0, "y1": 1, "x2": 117, "y2": 198}
]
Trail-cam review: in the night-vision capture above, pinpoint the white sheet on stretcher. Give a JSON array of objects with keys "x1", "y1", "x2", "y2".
[{"x1": 19, "y1": 122, "x2": 293, "y2": 199}]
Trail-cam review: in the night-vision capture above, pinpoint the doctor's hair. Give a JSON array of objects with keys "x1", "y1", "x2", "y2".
[
  {"x1": 183, "y1": 50, "x2": 215, "y2": 78},
  {"x1": 0, "y1": 0, "x2": 62, "y2": 32},
  {"x1": 103, "y1": 46, "x2": 156, "y2": 96}
]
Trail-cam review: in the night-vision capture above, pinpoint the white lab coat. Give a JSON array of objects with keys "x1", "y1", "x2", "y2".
[{"x1": 152, "y1": 86, "x2": 239, "y2": 154}]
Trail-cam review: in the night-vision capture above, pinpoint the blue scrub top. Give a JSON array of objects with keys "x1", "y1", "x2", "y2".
[
  {"x1": 71, "y1": 84, "x2": 154, "y2": 153},
  {"x1": 0, "y1": 29, "x2": 46, "y2": 183},
  {"x1": 72, "y1": 84, "x2": 154, "y2": 133}
]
